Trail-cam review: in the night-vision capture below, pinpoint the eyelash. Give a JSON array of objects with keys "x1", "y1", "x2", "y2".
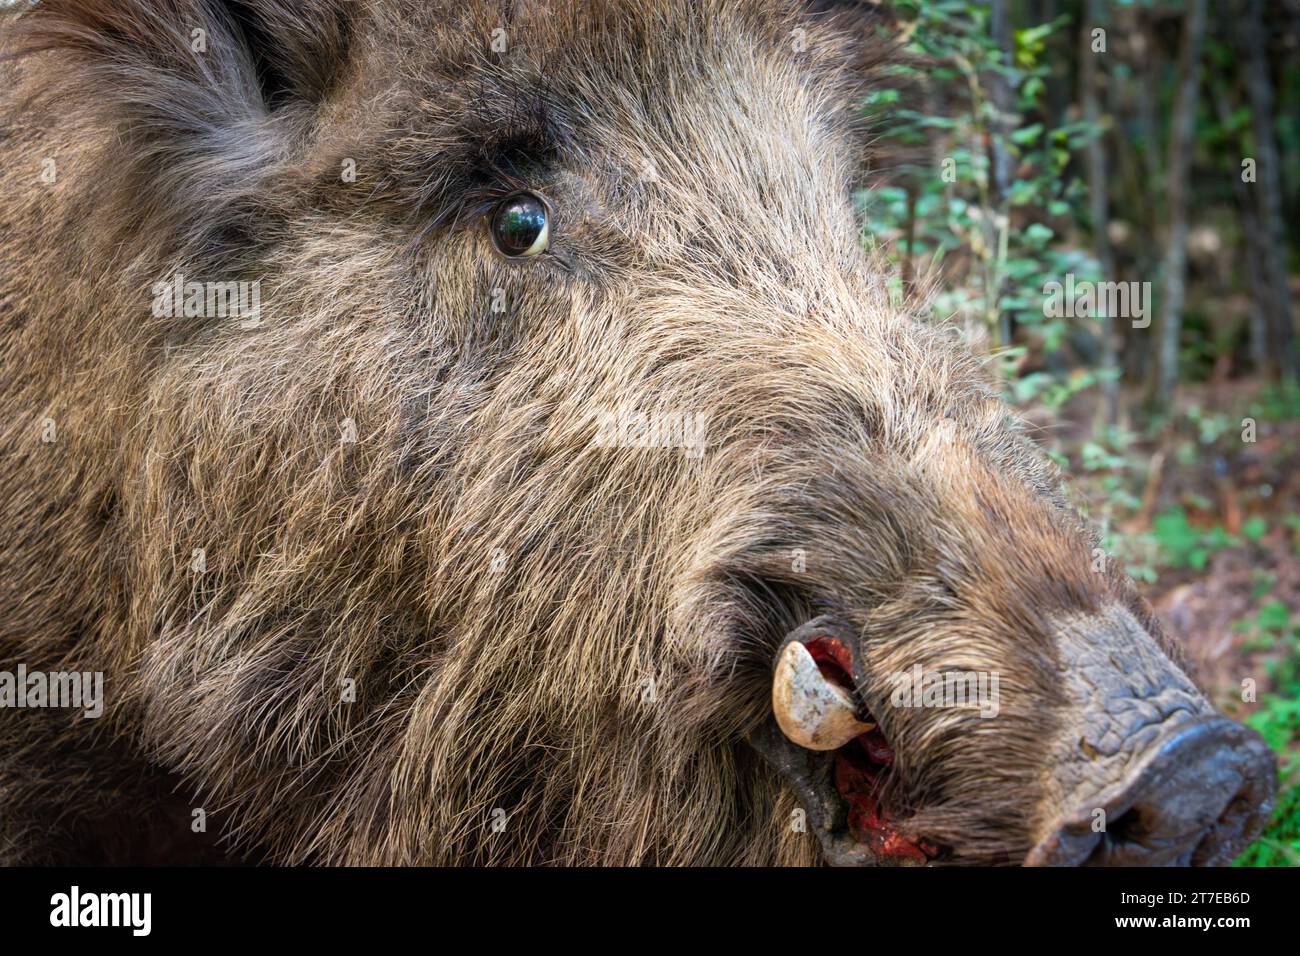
[
  {"x1": 406, "y1": 141, "x2": 551, "y2": 248},
  {"x1": 406, "y1": 183, "x2": 507, "y2": 253}
]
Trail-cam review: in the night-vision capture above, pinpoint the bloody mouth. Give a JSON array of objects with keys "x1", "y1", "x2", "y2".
[{"x1": 801, "y1": 635, "x2": 938, "y2": 864}]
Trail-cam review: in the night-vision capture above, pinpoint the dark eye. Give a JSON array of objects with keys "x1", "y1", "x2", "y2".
[{"x1": 488, "y1": 191, "x2": 551, "y2": 259}]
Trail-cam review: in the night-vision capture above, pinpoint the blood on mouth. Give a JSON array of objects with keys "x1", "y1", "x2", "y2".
[{"x1": 801, "y1": 635, "x2": 936, "y2": 863}]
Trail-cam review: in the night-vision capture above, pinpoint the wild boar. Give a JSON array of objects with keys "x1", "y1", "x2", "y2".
[{"x1": 0, "y1": 0, "x2": 1275, "y2": 865}]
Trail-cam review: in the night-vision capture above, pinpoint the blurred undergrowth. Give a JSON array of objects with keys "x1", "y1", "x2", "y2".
[{"x1": 854, "y1": 0, "x2": 1300, "y2": 865}]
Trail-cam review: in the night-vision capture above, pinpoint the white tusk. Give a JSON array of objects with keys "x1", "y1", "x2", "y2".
[{"x1": 772, "y1": 641, "x2": 874, "y2": 751}]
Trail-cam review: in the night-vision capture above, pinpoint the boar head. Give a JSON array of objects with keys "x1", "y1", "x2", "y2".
[{"x1": 0, "y1": 0, "x2": 1274, "y2": 865}]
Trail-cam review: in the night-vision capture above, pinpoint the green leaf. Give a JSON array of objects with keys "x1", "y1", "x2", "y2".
[
  {"x1": 1258, "y1": 601, "x2": 1292, "y2": 633},
  {"x1": 1242, "y1": 516, "x2": 1269, "y2": 543},
  {"x1": 1024, "y1": 222, "x2": 1054, "y2": 246},
  {"x1": 1011, "y1": 123, "x2": 1044, "y2": 146}
]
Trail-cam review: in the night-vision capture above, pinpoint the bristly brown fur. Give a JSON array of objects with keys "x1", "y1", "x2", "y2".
[{"x1": 0, "y1": 0, "x2": 1187, "y2": 865}]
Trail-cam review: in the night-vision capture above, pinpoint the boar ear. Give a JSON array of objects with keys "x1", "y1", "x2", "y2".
[
  {"x1": 6, "y1": 0, "x2": 356, "y2": 249},
  {"x1": 6, "y1": 0, "x2": 352, "y2": 113},
  {"x1": 220, "y1": 0, "x2": 353, "y2": 109}
]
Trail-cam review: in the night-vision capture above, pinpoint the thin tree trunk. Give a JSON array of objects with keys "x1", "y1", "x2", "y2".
[
  {"x1": 1153, "y1": 0, "x2": 1208, "y2": 410},
  {"x1": 902, "y1": 185, "x2": 917, "y2": 297},
  {"x1": 988, "y1": 0, "x2": 1013, "y2": 205},
  {"x1": 1124, "y1": 5, "x2": 1159, "y2": 386},
  {"x1": 1081, "y1": 0, "x2": 1119, "y2": 425},
  {"x1": 1212, "y1": 77, "x2": 1271, "y2": 376},
  {"x1": 1136, "y1": 13, "x2": 1162, "y2": 190},
  {"x1": 1240, "y1": 199, "x2": 1272, "y2": 376},
  {"x1": 988, "y1": 0, "x2": 1014, "y2": 349},
  {"x1": 1041, "y1": 0, "x2": 1068, "y2": 122},
  {"x1": 1241, "y1": 0, "x2": 1298, "y2": 380}
]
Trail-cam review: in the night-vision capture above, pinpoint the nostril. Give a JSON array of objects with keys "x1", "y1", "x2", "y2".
[
  {"x1": 1082, "y1": 797, "x2": 1219, "y2": 866},
  {"x1": 1079, "y1": 804, "x2": 1157, "y2": 865},
  {"x1": 1028, "y1": 717, "x2": 1277, "y2": 866},
  {"x1": 1106, "y1": 806, "x2": 1148, "y2": 846},
  {"x1": 1190, "y1": 786, "x2": 1263, "y2": 866},
  {"x1": 1219, "y1": 788, "x2": 1256, "y2": 829}
]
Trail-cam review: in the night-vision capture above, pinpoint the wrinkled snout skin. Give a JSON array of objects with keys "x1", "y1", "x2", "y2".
[
  {"x1": 0, "y1": 0, "x2": 1274, "y2": 865},
  {"x1": 1025, "y1": 609, "x2": 1275, "y2": 865}
]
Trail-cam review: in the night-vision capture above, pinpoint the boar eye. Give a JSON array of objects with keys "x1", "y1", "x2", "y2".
[{"x1": 488, "y1": 191, "x2": 551, "y2": 259}]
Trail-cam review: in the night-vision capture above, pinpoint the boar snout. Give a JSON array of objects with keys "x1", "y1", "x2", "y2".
[
  {"x1": 1028, "y1": 716, "x2": 1276, "y2": 866},
  {"x1": 1027, "y1": 606, "x2": 1277, "y2": 866}
]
